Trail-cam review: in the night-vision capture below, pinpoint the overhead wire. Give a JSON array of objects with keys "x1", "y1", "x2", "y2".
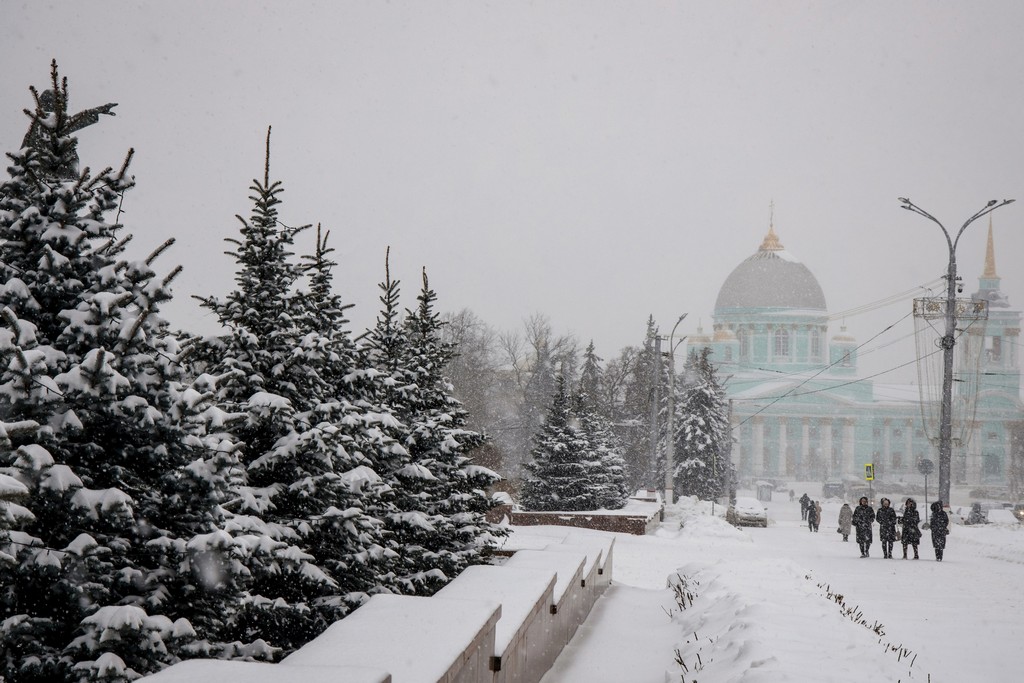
[{"x1": 826, "y1": 277, "x2": 945, "y2": 321}]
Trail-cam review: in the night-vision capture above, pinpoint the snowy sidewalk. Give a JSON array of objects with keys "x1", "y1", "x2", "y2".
[{"x1": 507, "y1": 495, "x2": 1023, "y2": 682}]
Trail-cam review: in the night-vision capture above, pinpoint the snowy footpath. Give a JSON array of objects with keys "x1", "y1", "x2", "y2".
[{"x1": 502, "y1": 495, "x2": 1024, "y2": 682}]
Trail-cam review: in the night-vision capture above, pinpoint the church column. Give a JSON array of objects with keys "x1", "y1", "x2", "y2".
[
  {"x1": 882, "y1": 419, "x2": 891, "y2": 478},
  {"x1": 966, "y1": 420, "x2": 982, "y2": 485},
  {"x1": 801, "y1": 418, "x2": 810, "y2": 476},
  {"x1": 753, "y1": 417, "x2": 765, "y2": 475},
  {"x1": 731, "y1": 410, "x2": 743, "y2": 476},
  {"x1": 820, "y1": 419, "x2": 833, "y2": 478},
  {"x1": 904, "y1": 420, "x2": 913, "y2": 475},
  {"x1": 778, "y1": 419, "x2": 788, "y2": 476},
  {"x1": 843, "y1": 418, "x2": 856, "y2": 480},
  {"x1": 1005, "y1": 433, "x2": 1014, "y2": 485}
]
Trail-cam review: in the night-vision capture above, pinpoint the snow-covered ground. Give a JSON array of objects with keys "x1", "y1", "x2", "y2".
[{"x1": 503, "y1": 492, "x2": 1024, "y2": 682}]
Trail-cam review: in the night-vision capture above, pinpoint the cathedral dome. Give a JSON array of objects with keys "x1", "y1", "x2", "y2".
[{"x1": 714, "y1": 226, "x2": 827, "y2": 314}]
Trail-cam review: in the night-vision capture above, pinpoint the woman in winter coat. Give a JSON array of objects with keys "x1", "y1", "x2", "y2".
[
  {"x1": 837, "y1": 502, "x2": 853, "y2": 541},
  {"x1": 852, "y1": 496, "x2": 875, "y2": 557},
  {"x1": 930, "y1": 500, "x2": 950, "y2": 561},
  {"x1": 899, "y1": 498, "x2": 922, "y2": 559},
  {"x1": 876, "y1": 498, "x2": 898, "y2": 558}
]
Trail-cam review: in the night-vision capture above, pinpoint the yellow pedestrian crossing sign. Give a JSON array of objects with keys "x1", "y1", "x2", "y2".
[{"x1": 865, "y1": 464, "x2": 874, "y2": 481}]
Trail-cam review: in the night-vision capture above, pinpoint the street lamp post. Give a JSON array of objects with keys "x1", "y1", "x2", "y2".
[
  {"x1": 898, "y1": 197, "x2": 1014, "y2": 506},
  {"x1": 664, "y1": 313, "x2": 687, "y2": 506}
]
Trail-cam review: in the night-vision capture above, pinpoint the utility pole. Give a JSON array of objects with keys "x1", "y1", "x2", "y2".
[
  {"x1": 663, "y1": 314, "x2": 688, "y2": 505},
  {"x1": 648, "y1": 333, "x2": 661, "y2": 493},
  {"x1": 900, "y1": 197, "x2": 1014, "y2": 506}
]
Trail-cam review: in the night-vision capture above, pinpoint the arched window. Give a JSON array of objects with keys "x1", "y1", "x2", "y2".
[
  {"x1": 739, "y1": 329, "x2": 749, "y2": 359},
  {"x1": 810, "y1": 330, "x2": 821, "y2": 360},
  {"x1": 774, "y1": 328, "x2": 790, "y2": 358}
]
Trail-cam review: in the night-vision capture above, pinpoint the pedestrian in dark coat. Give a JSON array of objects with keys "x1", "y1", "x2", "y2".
[
  {"x1": 852, "y1": 496, "x2": 875, "y2": 557},
  {"x1": 800, "y1": 493, "x2": 811, "y2": 521},
  {"x1": 899, "y1": 498, "x2": 922, "y2": 559},
  {"x1": 930, "y1": 500, "x2": 950, "y2": 561},
  {"x1": 807, "y1": 500, "x2": 819, "y2": 532},
  {"x1": 838, "y1": 503, "x2": 852, "y2": 541},
  {"x1": 876, "y1": 498, "x2": 898, "y2": 558}
]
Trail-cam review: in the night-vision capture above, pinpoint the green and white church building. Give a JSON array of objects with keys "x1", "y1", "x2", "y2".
[{"x1": 690, "y1": 223, "x2": 1023, "y2": 496}]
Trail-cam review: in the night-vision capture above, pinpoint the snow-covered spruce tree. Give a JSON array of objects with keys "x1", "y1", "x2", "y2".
[
  {"x1": 574, "y1": 344, "x2": 629, "y2": 509},
  {"x1": 0, "y1": 62, "x2": 235, "y2": 682},
  {"x1": 673, "y1": 348, "x2": 730, "y2": 500},
  {"x1": 619, "y1": 316, "x2": 660, "y2": 491},
  {"x1": 520, "y1": 375, "x2": 597, "y2": 512},
  {"x1": 188, "y1": 131, "x2": 393, "y2": 655},
  {"x1": 363, "y1": 263, "x2": 503, "y2": 594},
  {"x1": 577, "y1": 341, "x2": 604, "y2": 415},
  {"x1": 574, "y1": 391, "x2": 629, "y2": 511},
  {"x1": 292, "y1": 225, "x2": 403, "y2": 599}
]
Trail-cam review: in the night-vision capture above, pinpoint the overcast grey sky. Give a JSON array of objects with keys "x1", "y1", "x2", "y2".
[{"x1": 3, "y1": 1, "x2": 1023, "y2": 384}]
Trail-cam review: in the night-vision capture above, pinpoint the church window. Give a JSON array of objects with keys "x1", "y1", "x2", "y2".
[
  {"x1": 739, "y1": 330, "x2": 749, "y2": 358},
  {"x1": 893, "y1": 428, "x2": 902, "y2": 439},
  {"x1": 811, "y1": 330, "x2": 821, "y2": 359},
  {"x1": 724, "y1": 347, "x2": 733, "y2": 361},
  {"x1": 892, "y1": 452, "x2": 903, "y2": 470},
  {"x1": 989, "y1": 336, "x2": 1002, "y2": 362},
  {"x1": 774, "y1": 329, "x2": 790, "y2": 358},
  {"x1": 982, "y1": 452, "x2": 1002, "y2": 479},
  {"x1": 841, "y1": 352, "x2": 852, "y2": 367}
]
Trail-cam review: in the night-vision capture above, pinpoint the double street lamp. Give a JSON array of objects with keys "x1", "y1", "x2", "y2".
[{"x1": 898, "y1": 197, "x2": 1014, "y2": 507}]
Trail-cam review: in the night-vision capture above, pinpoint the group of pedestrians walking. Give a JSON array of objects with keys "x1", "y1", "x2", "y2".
[
  {"x1": 800, "y1": 493, "x2": 823, "y2": 532},
  {"x1": 799, "y1": 493, "x2": 950, "y2": 561},
  {"x1": 849, "y1": 496, "x2": 948, "y2": 560}
]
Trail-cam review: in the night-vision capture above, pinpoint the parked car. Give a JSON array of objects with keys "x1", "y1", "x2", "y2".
[
  {"x1": 822, "y1": 481, "x2": 845, "y2": 498},
  {"x1": 1014, "y1": 504, "x2": 1024, "y2": 523},
  {"x1": 965, "y1": 502, "x2": 988, "y2": 525},
  {"x1": 731, "y1": 496, "x2": 768, "y2": 527}
]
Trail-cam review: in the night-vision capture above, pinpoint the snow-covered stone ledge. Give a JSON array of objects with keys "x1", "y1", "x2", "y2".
[
  {"x1": 142, "y1": 536, "x2": 613, "y2": 683},
  {"x1": 504, "y1": 496, "x2": 663, "y2": 536}
]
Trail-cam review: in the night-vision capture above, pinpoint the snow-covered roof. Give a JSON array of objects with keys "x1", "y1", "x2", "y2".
[{"x1": 715, "y1": 247, "x2": 827, "y2": 313}]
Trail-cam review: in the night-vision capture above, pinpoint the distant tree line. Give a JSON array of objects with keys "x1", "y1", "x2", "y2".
[{"x1": 441, "y1": 312, "x2": 733, "y2": 509}]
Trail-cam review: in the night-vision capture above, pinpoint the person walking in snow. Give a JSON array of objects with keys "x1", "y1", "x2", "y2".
[
  {"x1": 837, "y1": 502, "x2": 853, "y2": 542},
  {"x1": 876, "y1": 498, "x2": 898, "y2": 558},
  {"x1": 930, "y1": 500, "x2": 950, "y2": 562},
  {"x1": 899, "y1": 498, "x2": 922, "y2": 559},
  {"x1": 813, "y1": 501, "x2": 822, "y2": 531},
  {"x1": 807, "y1": 499, "x2": 819, "y2": 532},
  {"x1": 852, "y1": 496, "x2": 875, "y2": 557},
  {"x1": 800, "y1": 492, "x2": 811, "y2": 521}
]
